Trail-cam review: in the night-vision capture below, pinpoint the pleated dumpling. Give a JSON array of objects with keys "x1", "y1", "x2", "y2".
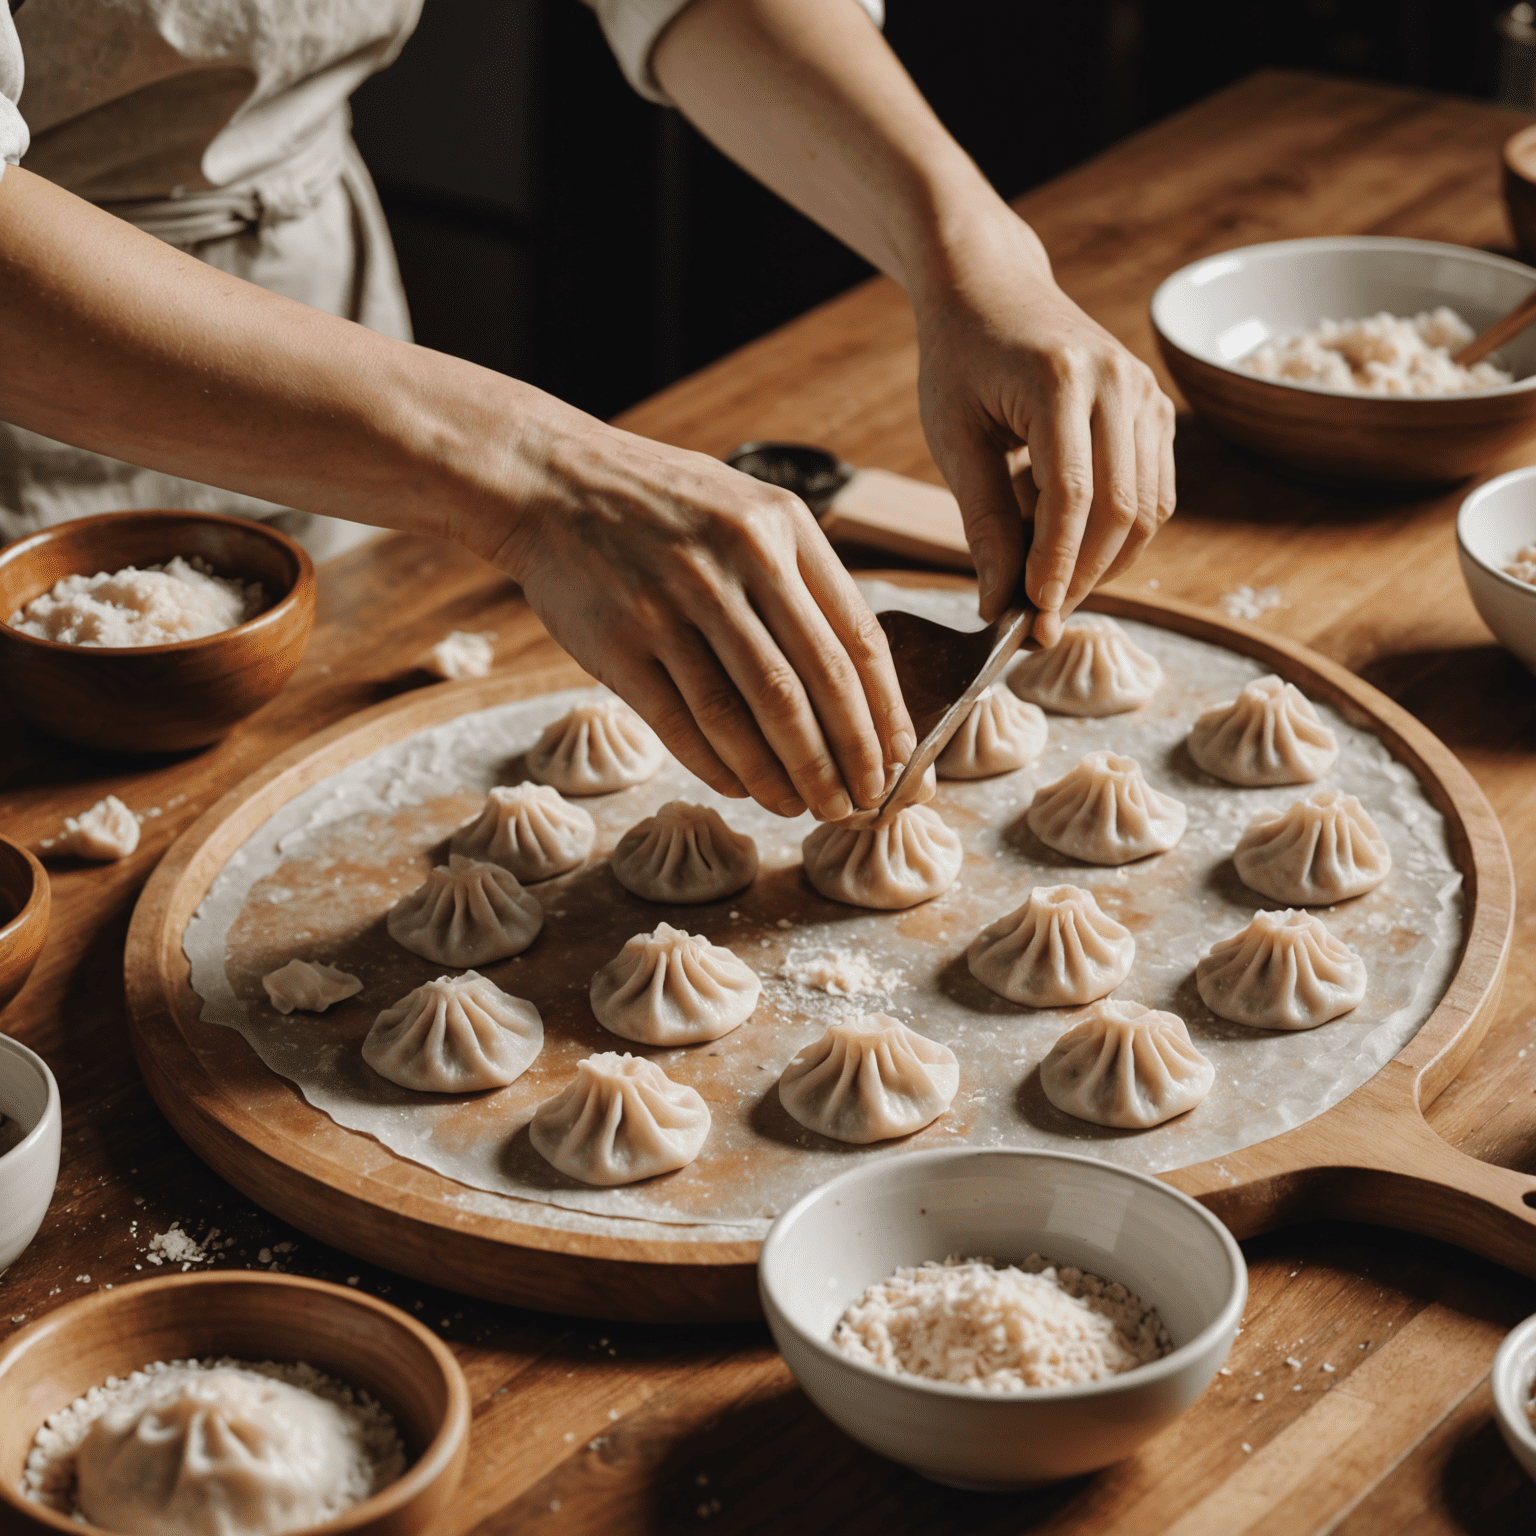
[
  {"x1": 529, "y1": 1052, "x2": 710, "y2": 1185},
  {"x1": 1026, "y1": 751, "x2": 1186, "y2": 865},
  {"x1": 1039, "y1": 1000, "x2": 1214, "y2": 1129},
  {"x1": 802, "y1": 804, "x2": 963, "y2": 910},
  {"x1": 778, "y1": 1014, "x2": 959, "y2": 1144},
  {"x1": 1233, "y1": 789, "x2": 1391, "y2": 905},
  {"x1": 1187, "y1": 675, "x2": 1338, "y2": 785},
  {"x1": 261, "y1": 959, "x2": 362, "y2": 1015},
  {"x1": 967, "y1": 885, "x2": 1134, "y2": 1007},
  {"x1": 450, "y1": 782, "x2": 594, "y2": 882},
  {"x1": 1006, "y1": 615, "x2": 1162, "y2": 716},
  {"x1": 611, "y1": 801, "x2": 759, "y2": 903},
  {"x1": 387, "y1": 854, "x2": 543, "y2": 966},
  {"x1": 363, "y1": 971, "x2": 543, "y2": 1092},
  {"x1": 934, "y1": 686, "x2": 1047, "y2": 780},
  {"x1": 590, "y1": 922, "x2": 760, "y2": 1045},
  {"x1": 1196, "y1": 909, "x2": 1366, "y2": 1030},
  {"x1": 526, "y1": 697, "x2": 668, "y2": 794}
]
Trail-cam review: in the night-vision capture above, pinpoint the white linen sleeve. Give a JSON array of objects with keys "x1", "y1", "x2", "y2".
[
  {"x1": 584, "y1": 0, "x2": 883, "y2": 106},
  {"x1": 0, "y1": 3, "x2": 28, "y2": 173}
]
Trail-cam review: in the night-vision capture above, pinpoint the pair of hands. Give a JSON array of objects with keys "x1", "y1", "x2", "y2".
[{"x1": 495, "y1": 212, "x2": 1175, "y2": 824}]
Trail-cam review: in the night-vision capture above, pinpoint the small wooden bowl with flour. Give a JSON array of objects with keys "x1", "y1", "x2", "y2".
[
  {"x1": 0, "y1": 510, "x2": 315, "y2": 753},
  {"x1": 0, "y1": 1270, "x2": 470, "y2": 1535}
]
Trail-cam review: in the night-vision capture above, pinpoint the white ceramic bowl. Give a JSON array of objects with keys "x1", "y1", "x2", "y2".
[
  {"x1": 758, "y1": 1148, "x2": 1247, "y2": 1491},
  {"x1": 1491, "y1": 1312, "x2": 1536, "y2": 1483},
  {"x1": 0, "y1": 1034, "x2": 61, "y2": 1276},
  {"x1": 1151, "y1": 236, "x2": 1536, "y2": 486},
  {"x1": 1457, "y1": 466, "x2": 1536, "y2": 675}
]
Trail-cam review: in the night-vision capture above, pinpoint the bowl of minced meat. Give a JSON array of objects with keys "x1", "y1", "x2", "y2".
[
  {"x1": 758, "y1": 1148, "x2": 1247, "y2": 1490},
  {"x1": 0, "y1": 1271, "x2": 470, "y2": 1536},
  {"x1": 0, "y1": 509, "x2": 315, "y2": 753},
  {"x1": 1151, "y1": 235, "x2": 1536, "y2": 487}
]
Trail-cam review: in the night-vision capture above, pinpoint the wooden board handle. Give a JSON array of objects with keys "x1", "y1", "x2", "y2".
[{"x1": 1165, "y1": 1071, "x2": 1536, "y2": 1276}]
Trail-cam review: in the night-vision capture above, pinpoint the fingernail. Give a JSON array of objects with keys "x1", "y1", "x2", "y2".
[
  {"x1": 778, "y1": 796, "x2": 807, "y2": 817},
  {"x1": 858, "y1": 766, "x2": 886, "y2": 807},
  {"x1": 1039, "y1": 579, "x2": 1066, "y2": 610},
  {"x1": 974, "y1": 547, "x2": 999, "y2": 604},
  {"x1": 822, "y1": 790, "x2": 853, "y2": 822},
  {"x1": 891, "y1": 729, "x2": 916, "y2": 762}
]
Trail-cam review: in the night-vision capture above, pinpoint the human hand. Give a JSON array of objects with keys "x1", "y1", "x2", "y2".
[
  {"x1": 914, "y1": 209, "x2": 1176, "y2": 644},
  {"x1": 475, "y1": 408, "x2": 915, "y2": 821}
]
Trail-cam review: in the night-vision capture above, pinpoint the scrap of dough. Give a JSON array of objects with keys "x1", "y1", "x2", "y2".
[
  {"x1": 59, "y1": 795, "x2": 140, "y2": 860},
  {"x1": 427, "y1": 630, "x2": 496, "y2": 680},
  {"x1": 261, "y1": 959, "x2": 363, "y2": 1015}
]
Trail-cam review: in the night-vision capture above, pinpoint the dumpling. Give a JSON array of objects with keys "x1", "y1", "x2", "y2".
[
  {"x1": 386, "y1": 854, "x2": 543, "y2": 966},
  {"x1": 261, "y1": 959, "x2": 362, "y2": 1015},
  {"x1": 966, "y1": 885, "x2": 1134, "y2": 1007},
  {"x1": 1187, "y1": 674, "x2": 1339, "y2": 785},
  {"x1": 1233, "y1": 789, "x2": 1391, "y2": 905},
  {"x1": 526, "y1": 697, "x2": 668, "y2": 794},
  {"x1": 1196, "y1": 909, "x2": 1366, "y2": 1030},
  {"x1": 449, "y1": 782, "x2": 595, "y2": 882},
  {"x1": 76, "y1": 1367, "x2": 376, "y2": 1535},
  {"x1": 1039, "y1": 1000, "x2": 1214, "y2": 1129},
  {"x1": 1026, "y1": 751, "x2": 1186, "y2": 864},
  {"x1": 59, "y1": 794, "x2": 139, "y2": 860},
  {"x1": 778, "y1": 1014, "x2": 959, "y2": 1144},
  {"x1": 363, "y1": 970, "x2": 543, "y2": 1092},
  {"x1": 1005, "y1": 615, "x2": 1162, "y2": 716},
  {"x1": 934, "y1": 686, "x2": 1047, "y2": 780},
  {"x1": 426, "y1": 628, "x2": 495, "y2": 681},
  {"x1": 611, "y1": 801, "x2": 759, "y2": 903},
  {"x1": 802, "y1": 804, "x2": 962, "y2": 909},
  {"x1": 529, "y1": 1051, "x2": 710, "y2": 1185},
  {"x1": 590, "y1": 922, "x2": 760, "y2": 1045}
]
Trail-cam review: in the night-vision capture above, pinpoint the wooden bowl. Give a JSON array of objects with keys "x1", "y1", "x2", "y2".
[
  {"x1": 1151, "y1": 236, "x2": 1536, "y2": 488},
  {"x1": 0, "y1": 510, "x2": 315, "y2": 753},
  {"x1": 0, "y1": 1271, "x2": 470, "y2": 1535},
  {"x1": 0, "y1": 837, "x2": 49, "y2": 1015},
  {"x1": 1504, "y1": 124, "x2": 1536, "y2": 265}
]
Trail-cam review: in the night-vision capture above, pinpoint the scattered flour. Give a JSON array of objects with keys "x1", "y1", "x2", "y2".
[
  {"x1": 832, "y1": 1254, "x2": 1172, "y2": 1391},
  {"x1": 145, "y1": 1224, "x2": 209, "y2": 1268},
  {"x1": 8, "y1": 555, "x2": 266, "y2": 646},
  {"x1": 1240, "y1": 307, "x2": 1510, "y2": 396},
  {"x1": 58, "y1": 794, "x2": 140, "y2": 861},
  {"x1": 1503, "y1": 542, "x2": 1536, "y2": 586},
  {"x1": 779, "y1": 946, "x2": 903, "y2": 997},
  {"x1": 1219, "y1": 585, "x2": 1285, "y2": 622},
  {"x1": 21, "y1": 1356, "x2": 405, "y2": 1522},
  {"x1": 427, "y1": 629, "x2": 496, "y2": 680}
]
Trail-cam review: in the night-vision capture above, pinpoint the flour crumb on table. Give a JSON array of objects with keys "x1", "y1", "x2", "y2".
[
  {"x1": 57, "y1": 794, "x2": 140, "y2": 861},
  {"x1": 145, "y1": 1224, "x2": 209, "y2": 1268},
  {"x1": 427, "y1": 629, "x2": 496, "y2": 680},
  {"x1": 778, "y1": 946, "x2": 903, "y2": 997},
  {"x1": 1218, "y1": 585, "x2": 1285, "y2": 622},
  {"x1": 832, "y1": 1255, "x2": 1171, "y2": 1390}
]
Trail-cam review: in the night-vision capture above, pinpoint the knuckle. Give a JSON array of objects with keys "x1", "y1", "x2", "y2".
[
  {"x1": 842, "y1": 605, "x2": 889, "y2": 669},
  {"x1": 687, "y1": 681, "x2": 749, "y2": 735},
  {"x1": 753, "y1": 662, "x2": 807, "y2": 724}
]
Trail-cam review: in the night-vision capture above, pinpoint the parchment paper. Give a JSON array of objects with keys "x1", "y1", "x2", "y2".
[{"x1": 185, "y1": 585, "x2": 1463, "y2": 1240}]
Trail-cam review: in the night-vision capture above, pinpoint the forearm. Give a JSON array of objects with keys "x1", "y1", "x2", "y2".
[
  {"x1": 0, "y1": 166, "x2": 553, "y2": 550},
  {"x1": 651, "y1": 0, "x2": 1049, "y2": 309}
]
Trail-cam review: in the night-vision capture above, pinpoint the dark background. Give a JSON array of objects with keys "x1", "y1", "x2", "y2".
[{"x1": 351, "y1": 0, "x2": 1522, "y2": 422}]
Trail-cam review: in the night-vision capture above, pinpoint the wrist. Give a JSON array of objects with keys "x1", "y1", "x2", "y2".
[{"x1": 906, "y1": 191, "x2": 1056, "y2": 325}]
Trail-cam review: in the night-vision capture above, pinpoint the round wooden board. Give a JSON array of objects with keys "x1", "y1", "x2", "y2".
[{"x1": 124, "y1": 581, "x2": 1524, "y2": 1322}]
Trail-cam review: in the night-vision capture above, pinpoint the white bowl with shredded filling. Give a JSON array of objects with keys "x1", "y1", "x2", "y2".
[
  {"x1": 1490, "y1": 1312, "x2": 1536, "y2": 1487},
  {"x1": 758, "y1": 1149, "x2": 1246, "y2": 1490},
  {"x1": 1151, "y1": 236, "x2": 1536, "y2": 486},
  {"x1": 1457, "y1": 465, "x2": 1536, "y2": 677}
]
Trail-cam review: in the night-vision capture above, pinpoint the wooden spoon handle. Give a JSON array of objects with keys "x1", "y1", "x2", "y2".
[{"x1": 1454, "y1": 286, "x2": 1536, "y2": 367}]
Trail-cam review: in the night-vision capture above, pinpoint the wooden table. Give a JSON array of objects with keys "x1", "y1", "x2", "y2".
[{"x1": 5, "y1": 69, "x2": 1536, "y2": 1533}]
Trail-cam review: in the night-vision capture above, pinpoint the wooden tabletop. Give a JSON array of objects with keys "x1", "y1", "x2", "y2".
[{"x1": 5, "y1": 68, "x2": 1536, "y2": 1534}]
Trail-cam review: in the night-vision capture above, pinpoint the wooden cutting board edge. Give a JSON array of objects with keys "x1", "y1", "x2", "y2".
[{"x1": 122, "y1": 580, "x2": 1522, "y2": 1321}]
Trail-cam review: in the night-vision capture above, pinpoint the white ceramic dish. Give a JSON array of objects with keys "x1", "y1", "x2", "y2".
[
  {"x1": 0, "y1": 1034, "x2": 61, "y2": 1276},
  {"x1": 1491, "y1": 1312, "x2": 1536, "y2": 1483},
  {"x1": 1457, "y1": 466, "x2": 1536, "y2": 676},
  {"x1": 757, "y1": 1148, "x2": 1247, "y2": 1491},
  {"x1": 1151, "y1": 236, "x2": 1536, "y2": 485}
]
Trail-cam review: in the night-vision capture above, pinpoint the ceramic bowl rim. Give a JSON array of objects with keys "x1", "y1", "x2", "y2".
[
  {"x1": 1150, "y1": 234, "x2": 1536, "y2": 403},
  {"x1": 0, "y1": 837, "x2": 47, "y2": 950},
  {"x1": 0, "y1": 509, "x2": 315, "y2": 659},
  {"x1": 0, "y1": 1032, "x2": 59, "y2": 1175},
  {"x1": 758, "y1": 1146, "x2": 1248, "y2": 1406},
  {"x1": 1456, "y1": 466, "x2": 1536, "y2": 600},
  {"x1": 0, "y1": 1270, "x2": 471, "y2": 1534},
  {"x1": 1490, "y1": 1312, "x2": 1536, "y2": 1460}
]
